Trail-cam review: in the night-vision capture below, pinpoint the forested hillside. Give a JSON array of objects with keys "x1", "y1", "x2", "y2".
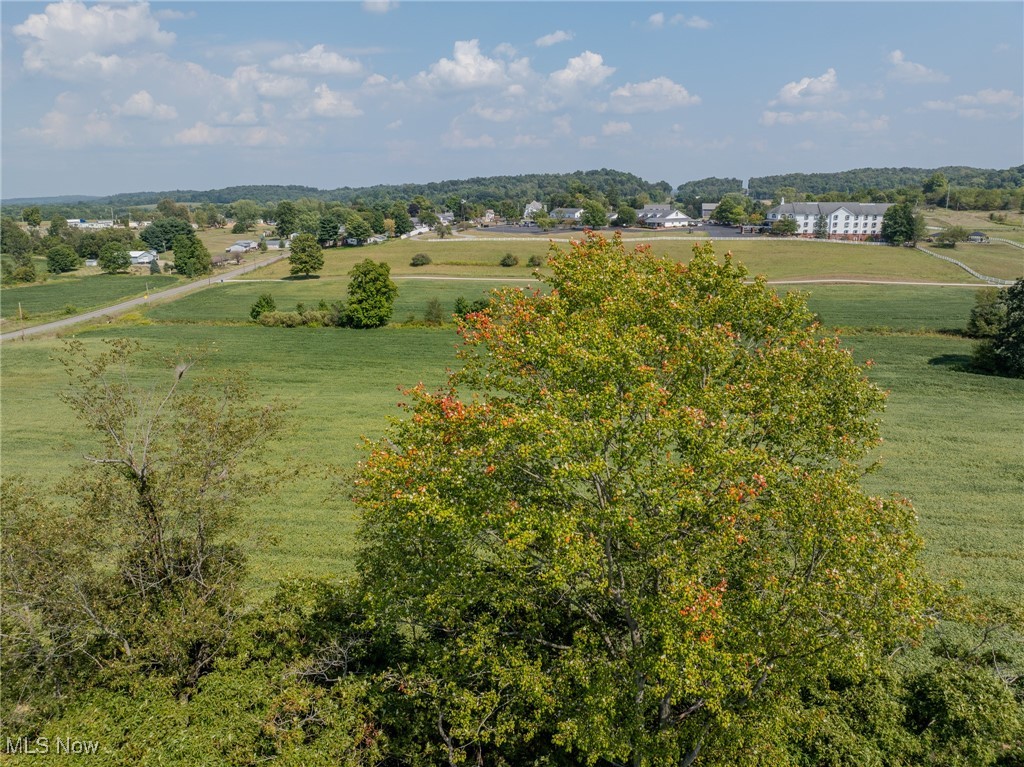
[{"x1": 746, "y1": 165, "x2": 1024, "y2": 198}]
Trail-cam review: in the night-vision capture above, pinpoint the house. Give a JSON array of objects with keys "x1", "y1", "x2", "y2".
[
  {"x1": 226, "y1": 240, "x2": 259, "y2": 255},
  {"x1": 129, "y1": 250, "x2": 158, "y2": 264},
  {"x1": 636, "y1": 205, "x2": 696, "y2": 229},
  {"x1": 550, "y1": 208, "x2": 584, "y2": 222},
  {"x1": 701, "y1": 203, "x2": 719, "y2": 220},
  {"x1": 523, "y1": 200, "x2": 544, "y2": 219},
  {"x1": 967, "y1": 231, "x2": 989, "y2": 243},
  {"x1": 765, "y1": 202, "x2": 893, "y2": 241}
]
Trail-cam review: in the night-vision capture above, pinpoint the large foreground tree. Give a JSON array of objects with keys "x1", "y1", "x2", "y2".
[{"x1": 353, "y1": 233, "x2": 929, "y2": 764}]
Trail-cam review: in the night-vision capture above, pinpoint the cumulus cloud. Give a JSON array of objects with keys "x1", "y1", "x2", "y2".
[
  {"x1": 536, "y1": 30, "x2": 573, "y2": 47},
  {"x1": 14, "y1": 1, "x2": 174, "y2": 78},
  {"x1": 924, "y1": 88, "x2": 1022, "y2": 119},
  {"x1": 470, "y1": 103, "x2": 518, "y2": 122},
  {"x1": 549, "y1": 51, "x2": 614, "y2": 91},
  {"x1": 771, "y1": 68, "x2": 840, "y2": 106},
  {"x1": 270, "y1": 44, "x2": 362, "y2": 76},
  {"x1": 609, "y1": 77, "x2": 700, "y2": 113},
  {"x1": 671, "y1": 14, "x2": 711, "y2": 29},
  {"x1": 493, "y1": 42, "x2": 518, "y2": 58},
  {"x1": 24, "y1": 93, "x2": 127, "y2": 148},
  {"x1": 442, "y1": 124, "x2": 496, "y2": 149},
  {"x1": 850, "y1": 114, "x2": 890, "y2": 133},
  {"x1": 302, "y1": 84, "x2": 363, "y2": 118},
  {"x1": 362, "y1": 0, "x2": 398, "y2": 13},
  {"x1": 760, "y1": 110, "x2": 845, "y2": 126},
  {"x1": 601, "y1": 121, "x2": 632, "y2": 136},
  {"x1": 171, "y1": 121, "x2": 287, "y2": 146},
  {"x1": 414, "y1": 40, "x2": 512, "y2": 91},
  {"x1": 887, "y1": 50, "x2": 948, "y2": 84},
  {"x1": 648, "y1": 13, "x2": 666, "y2": 28},
  {"x1": 117, "y1": 90, "x2": 177, "y2": 120},
  {"x1": 552, "y1": 114, "x2": 573, "y2": 136}
]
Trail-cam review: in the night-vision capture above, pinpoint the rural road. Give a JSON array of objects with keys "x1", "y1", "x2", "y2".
[{"x1": 0, "y1": 251, "x2": 288, "y2": 343}]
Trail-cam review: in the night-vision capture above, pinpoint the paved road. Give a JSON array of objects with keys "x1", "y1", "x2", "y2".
[{"x1": 0, "y1": 252, "x2": 288, "y2": 343}]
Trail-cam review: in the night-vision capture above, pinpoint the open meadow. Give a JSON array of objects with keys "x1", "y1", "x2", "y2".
[{"x1": 2, "y1": 238, "x2": 1021, "y2": 611}]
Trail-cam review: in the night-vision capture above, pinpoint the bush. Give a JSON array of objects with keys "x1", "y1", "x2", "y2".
[
  {"x1": 257, "y1": 310, "x2": 331, "y2": 328},
  {"x1": 500, "y1": 252, "x2": 519, "y2": 267},
  {"x1": 231, "y1": 221, "x2": 247, "y2": 234},
  {"x1": 6, "y1": 265, "x2": 37, "y2": 284},
  {"x1": 63, "y1": 304, "x2": 78, "y2": 315},
  {"x1": 410, "y1": 253, "x2": 432, "y2": 267},
  {"x1": 527, "y1": 254, "x2": 544, "y2": 268},
  {"x1": 249, "y1": 293, "x2": 277, "y2": 321},
  {"x1": 149, "y1": 259, "x2": 161, "y2": 275},
  {"x1": 424, "y1": 297, "x2": 444, "y2": 325},
  {"x1": 966, "y1": 287, "x2": 1005, "y2": 338}
]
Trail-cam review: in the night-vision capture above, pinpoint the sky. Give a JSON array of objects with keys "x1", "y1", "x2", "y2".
[{"x1": 1, "y1": 0, "x2": 1022, "y2": 199}]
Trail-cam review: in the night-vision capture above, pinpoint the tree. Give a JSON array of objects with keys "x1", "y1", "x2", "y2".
[
  {"x1": 156, "y1": 197, "x2": 191, "y2": 222},
  {"x1": 614, "y1": 205, "x2": 638, "y2": 228},
  {"x1": 343, "y1": 259, "x2": 396, "y2": 328},
  {"x1": 288, "y1": 233, "x2": 324, "y2": 277},
  {"x1": 317, "y1": 212, "x2": 344, "y2": 247},
  {"x1": 711, "y1": 194, "x2": 745, "y2": 225},
  {"x1": 581, "y1": 199, "x2": 609, "y2": 229},
  {"x1": 988, "y1": 278, "x2": 1024, "y2": 377},
  {"x1": 1, "y1": 215, "x2": 34, "y2": 257},
  {"x1": 814, "y1": 212, "x2": 829, "y2": 239},
  {"x1": 230, "y1": 199, "x2": 261, "y2": 231},
  {"x1": 98, "y1": 241, "x2": 132, "y2": 273},
  {"x1": 389, "y1": 204, "x2": 414, "y2": 236},
  {"x1": 934, "y1": 225, "x2": 969, "y2": 248},
  {"x1": 881, "y1": 202, "x2": 925, "y2": 245},
  {"x1": 770, "y1": 217, "x2": 799, "y2": 236},
  {"x1": 141, "y1": 218, "x2": 195, "y2": 253},
  {"x1": 345, "y1": 213, "x2": 372, "y2": 243},
  {"x1": 47, "y1": 243, "x2": 81, "y2": 273},
  {"x1": 1, "y1": 340, "x2": 286, "y2": 708},
  {"x1": 275, "y1": 201, "x2": 300, "y2": 238},
  {"x1": 353, "y1": 233, "x2": 928, "y2": 764},
  {"x1": 966, "y1": 287, "x2": 1006, "y2": 338},
  {"x1": 250, "y1": 293, "x2": 277, "y2": 320},
  {"x1": 22, "y1": 206, "x2": 42, "y2": 229},
  {"x1": 172, "y1": 234, "x2": 212, "y2": 277}
]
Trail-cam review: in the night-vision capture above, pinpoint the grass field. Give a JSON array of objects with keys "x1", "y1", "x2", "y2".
[
  {"x1": 2, "y1": 271, "x2": 1021, "y2": 607},
  {"x1": 924, "y1": 241, "x2": 1023, "y2": 281},
  {"x1": 0, "y1": 272, "x2": 182, "y2": 329},
  {"x1": 923, "y1": 207, "x2": 1024, "y2": 243}
]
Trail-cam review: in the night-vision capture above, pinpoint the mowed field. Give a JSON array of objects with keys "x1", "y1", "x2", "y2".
[{"x1": 1, "y1": 237, "x2": 1021, "y2": 608}]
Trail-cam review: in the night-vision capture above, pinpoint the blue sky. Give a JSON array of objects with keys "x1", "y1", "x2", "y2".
[{"x1": 1, "y1": 1, "x2": 1021, "y2": 199}]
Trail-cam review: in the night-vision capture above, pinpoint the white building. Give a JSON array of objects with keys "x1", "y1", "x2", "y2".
[
  {"x1": 766, "y1": 202, "x2": 892, "y2": 241},
  {"x1": 636, "y1": 205, "x2": 697, "y2": 229}
]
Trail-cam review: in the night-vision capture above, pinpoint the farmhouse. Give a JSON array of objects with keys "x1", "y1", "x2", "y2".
[
  {"x1": 550, "y1": 207, "x2": 584, "y2": 222},
  {"x1": 523, "y1": 200, "x2": 544, "y2": 219},
  {"x1": 766, "y1": 202, "x2": 893, "y2": 241},
  {"x1": 636, "y1": 205, "x2": 697, "y2": 229},
  {"x1": 968, "y1": 231, "x2": 989, "y2": 243}
]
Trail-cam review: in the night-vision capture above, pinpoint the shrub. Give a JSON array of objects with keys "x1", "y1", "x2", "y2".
[
  {"x1": 500, "y1": 252, "x2": 519, "y2": 267},
  {"x1": 7, "y1": 265, "x2": 37, "y2": 284},
  {"x1": 232, "y1": 221, "x2": 247, "y2": 234},
  {"x1": 410, "y1": 253, "x2": 432, "y2": 267},
  {"x1": 527, "y1": 254, "x2": 544, "y2": 268},
  {"x1": 63, "y1": 304, "x2": 78, "y2": 315},
  {"x1": 149, "y1": 259, "x2": 161, "y2": 275},
  {"x1": 966, "y1": 288, "x2": 1005, "y2": 338},
  {"x1": 424, "y1": 297, "x2": 444, "y2": 325},
  {"x1": 249, "y1": 293, "x2": 277, "y2": 321}
]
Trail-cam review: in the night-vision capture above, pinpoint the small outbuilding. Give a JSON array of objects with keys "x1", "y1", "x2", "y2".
[{"x1": 967, "y1": 231, "x2": 989, "y2": 243}]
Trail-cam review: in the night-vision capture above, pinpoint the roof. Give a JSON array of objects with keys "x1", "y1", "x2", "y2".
[{"x1": 767, "y1": 202, "x2": 893, "y2": 217}]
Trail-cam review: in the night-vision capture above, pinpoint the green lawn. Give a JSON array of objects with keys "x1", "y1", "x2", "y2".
[{"x1": 0, "y1": 272, "x2": 182, "y2": 328}]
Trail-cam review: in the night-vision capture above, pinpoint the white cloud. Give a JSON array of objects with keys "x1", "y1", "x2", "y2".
[
  {"x1": 511, "y1": 134, "x2": 548, "y2": 148},
  {"x1": 117, "y1": 90, "x2": 177, "y2": 121},
  {"x1": 552, "y1": 114, "x2": 573, "y2": 136},
  {"x1": 25, "y1": 94, "x2": 126, "y2": 148},
  {"x1": 362, "y1": 1, "x2": 398, "y2": 13},
  {"x1": 305, "y1": 84, "x2": 363, "y2": 118},
  {"x1": 494, "y1": 42, "x2": 518, "y2": 58},
  {"x1": 171, "y1": 121, "x2": 287, "y2": 146},
  {"x1": 14, "y1": 1, "x2": 174, "y2": 78},
  {"x1": 760, "y1": 110, "x2": 845, "y2": 126},
  {"x1": 887, "y1": 50, "x2": 948, "y2": 84},
  {"x1": 470, "y1": 104, "x2": 518, "y2": 122},
  {"x1": 924, "y1": 88, "x2": 1023, "y2": 119},
  {"x1": 442, "y1": 125, "x2": 496, "y2": 149},
  {"x1": 772, "y1": 68, "x2": 840, "y2": 106},
  {"x1": 270, "y1": 44, "x2": 362, "y2": 76},
  {"x1": 669, "y1": 14, "x2": 712, "y2": 29},
  {"x1": 536, "y1": 30, "x2": 573, "y2": 47},
  {"x1": 850, "y1": 114, "x2": 890, "y2": 133},
  {"x1": 609, "y1": 77, "x2": 700, "y2": 113},
  {"x1": 232, "y1": 66, "x2": 307, "y2": 99},
  {"x1": 579, "y1": 135, "x2": 598, "y2": 149},
  {"x1": 601, "y1": 121, "x2": 632, "y2": 136},
  {"x1": 648, "y1": 12, "x2": 665, "y2": 29},
  {"x1": 386, "y1": 119, "x2": 403, "y2": 130},
  {"x1": 414, "y1": 40, "x2": 512, "y2": 91},
  {"x1": 154, "y1": 9, "x2": 194, "y2": 21},
  {"x1": 549, "y1": 51, "x2": 615, "y2": 91}
]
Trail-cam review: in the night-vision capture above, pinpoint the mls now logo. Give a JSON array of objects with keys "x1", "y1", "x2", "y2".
[{"x1": 6, "y1": 736, "x2": 100, "y2": 755}]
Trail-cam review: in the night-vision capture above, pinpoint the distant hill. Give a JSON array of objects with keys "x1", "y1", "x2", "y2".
[
  {"x1": 3, "y1": 166, "x2": 1021, "y2": 215},
  {"x1": 746, "y1": 165, "x2": 1024, "y2": 199}
]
